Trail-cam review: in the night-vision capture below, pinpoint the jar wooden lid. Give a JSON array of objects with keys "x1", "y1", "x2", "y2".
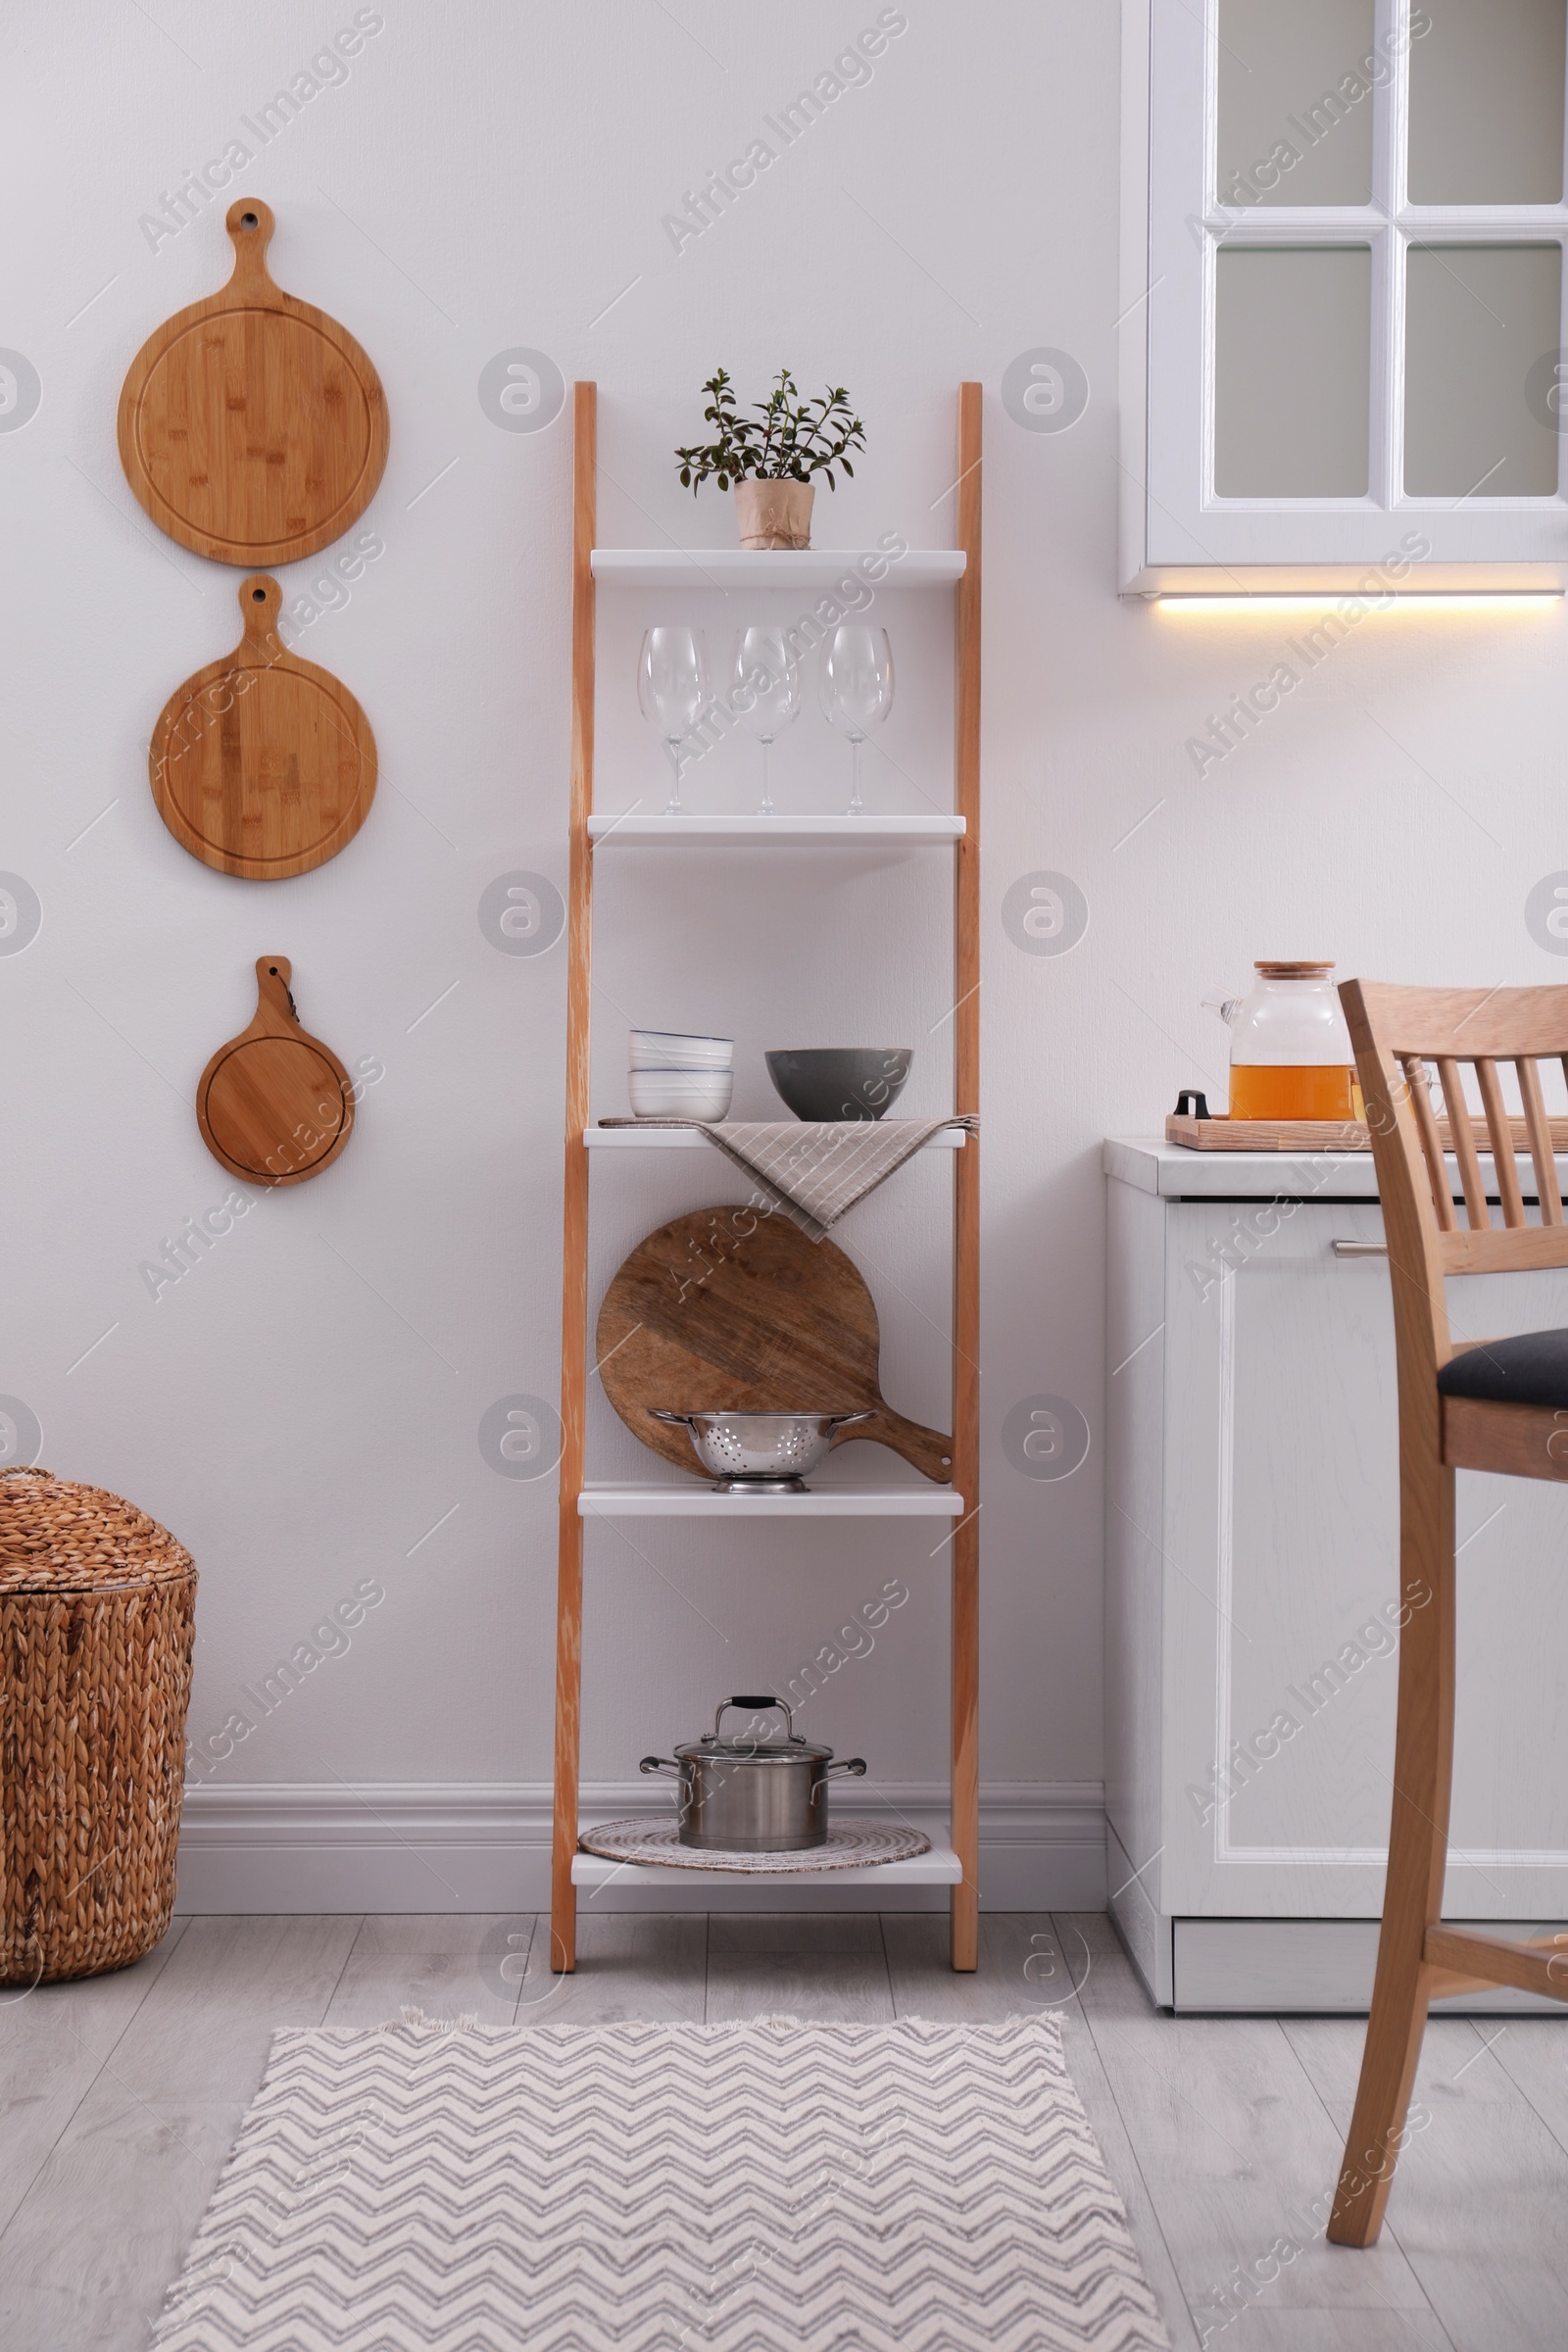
[
  {"x1": 1254, "y1": 960, "x2": 1335, "y2": 977},
  {"x1": 0, "y1": 1468, "x2": 195, "y2": 1593}
]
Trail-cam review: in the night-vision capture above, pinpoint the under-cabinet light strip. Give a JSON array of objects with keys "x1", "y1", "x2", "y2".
[{"x1": 1153, "y1": 593, "x2": 1563, "y2": 613}]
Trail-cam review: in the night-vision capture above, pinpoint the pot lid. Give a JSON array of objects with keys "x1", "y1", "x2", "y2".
[
  {"x1": 0, "y1": 1466, "x2": 195, "y2": 1593},
  {"x1": 676, "y1": 1732, "x2": 836, "y2": 1766}
]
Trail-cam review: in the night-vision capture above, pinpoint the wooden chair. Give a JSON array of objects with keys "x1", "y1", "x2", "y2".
[{"x1": 1330, "y1": 980, "x2": 1568, "y2": 2247}]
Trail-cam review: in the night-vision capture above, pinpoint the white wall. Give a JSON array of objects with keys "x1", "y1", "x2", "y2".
[{"x1": 5, "y1": 1, "x2": 1563, "y2": 1911}]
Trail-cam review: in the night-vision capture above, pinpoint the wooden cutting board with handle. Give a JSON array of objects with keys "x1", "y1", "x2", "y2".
[
  {"x1": 197, "y1": 958, "x2": 354, "y2": 1186},
  {"x1": 149, "y1": 573, "x2": 375, "y2": 879},
  {"x1": 119, "y1": 198, "x2": 388, "y2": 565},
  {"x1": 597, "y1": 1206, "x2": 954, "y2": 1482}
]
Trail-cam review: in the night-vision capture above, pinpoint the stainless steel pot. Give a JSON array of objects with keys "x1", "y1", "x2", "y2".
[
  {"x1": 640, "y1": 1694, "x2": 866, "y2": 1850},
  {"x1": 648, "y1": 1409, "x2": 873, "y2": 1494}
]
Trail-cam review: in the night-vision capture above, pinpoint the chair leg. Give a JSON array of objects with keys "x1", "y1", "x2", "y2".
[{"x1": 1328, "y1": 1456, "x2": 1455, "y2": 2248}]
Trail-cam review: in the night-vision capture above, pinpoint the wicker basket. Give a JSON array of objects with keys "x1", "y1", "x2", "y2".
[{"x1": 1, "y1": 1466, "x2": 196, "y2": 1984}]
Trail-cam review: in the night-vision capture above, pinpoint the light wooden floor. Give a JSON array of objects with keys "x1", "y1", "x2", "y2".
[{"x1": 3, "y1": 1909, "x2": 1566, "y2": 2348}]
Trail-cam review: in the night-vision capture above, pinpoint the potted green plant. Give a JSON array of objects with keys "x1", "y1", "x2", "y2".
[{"x1": 676, "y1": 368, "x2": 866, "y2": 550}]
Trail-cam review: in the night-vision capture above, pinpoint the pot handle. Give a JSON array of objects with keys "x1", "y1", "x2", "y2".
[
  {"x1": 822, "y1": 1758, "x2": 868, "y2": 1779},
  {"x1": 639, "y1": 1756, "x2": 682, "y2": 1778}
]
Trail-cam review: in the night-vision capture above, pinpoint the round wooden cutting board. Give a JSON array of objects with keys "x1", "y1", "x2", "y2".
[
  {"x1": 197, "y1": 958, "x2": 354, "y2": 1187},
  {"x1": 149, "y1": 573, "x2": 375, "y2": 880},
  {"x1": 118, "y1": 198, "x2": 388, "y2": 566},
  {"x1": 596, "y1": 1206, "x2": 955, "y2": 1482}
]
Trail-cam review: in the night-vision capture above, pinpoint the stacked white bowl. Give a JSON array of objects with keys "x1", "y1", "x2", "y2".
[{"x1": 628, "y1": 1030, "x2": 734, "y2": 1121}]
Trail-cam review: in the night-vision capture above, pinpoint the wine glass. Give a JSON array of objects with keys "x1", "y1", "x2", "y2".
[
  {"x1": 637, "y1": 627, "x2": 710, "y2": 814},
  {"x1": 818, "y1": 626, "x2": 895, "y2": 815},
  {"x1": 730, "y1": 628, "x2": 802, "y2": 815}
]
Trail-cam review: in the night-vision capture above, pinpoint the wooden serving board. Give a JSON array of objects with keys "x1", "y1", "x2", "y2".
[
  {"x1": 149, "y1": 574, "x2": 375, "y2": 880},
  {"x1": 118, "y1": 197, "x2": 388, "y2": 565},
  {"x1": 1165, "y1": 1113, "x2": 1568, "y2": 1152},
  {"x1": 597, "y1": 1206, "x2": 954, "y2": 1483},
  {"x1": 197, "y1": 958, "x2": 354, "y2": 1186}
]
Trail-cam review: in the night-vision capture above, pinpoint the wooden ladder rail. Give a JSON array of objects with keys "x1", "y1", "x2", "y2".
[
  {"x1": 550, "y1": 379, "x2": 597, "y2": 1971},
  {"x1": 951, "y1": 381, "x2": 982, "y2": 1971}
]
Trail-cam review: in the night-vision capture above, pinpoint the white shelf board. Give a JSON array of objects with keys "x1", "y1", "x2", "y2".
[
  {"x1": 579, "y1": 1483, "x2": 963, "y2": 1519},
  {"x1": 587, "y1": 812, "x2": 963, "y2": 847},
  {"x1": 591, "y1": 548, "x2": 965, "y2": 588},
  {"x1": 571, "y1": 1815, "x2": 961, "y2": 1887},
  {"x1": 586, "y1": 1124, "x2": 966, "y2": 1151}
]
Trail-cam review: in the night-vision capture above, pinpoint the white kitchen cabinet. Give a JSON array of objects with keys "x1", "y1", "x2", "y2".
[
  {"x1": 1105, "y1": 1140, "x2": 1568, "y2": 2009},
  {"x1": 1120, "y1": 0, "x2": 1568, "y2": 592}
]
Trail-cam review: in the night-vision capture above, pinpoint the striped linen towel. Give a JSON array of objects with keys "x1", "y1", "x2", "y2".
[{"x1": 598, "y1": 1115, "x2": 977, "y2": 1236}]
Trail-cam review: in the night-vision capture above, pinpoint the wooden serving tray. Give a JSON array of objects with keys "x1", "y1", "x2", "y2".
[
  {"x1": 1165, "y1": 1113, "x2": 1568, "y2": 1153},
  {"x1": 149, "y1": 574, "x2": 375, "y2": 880},
  {"x1": 118, "y1": 198, "x2": 387, "y2": 565},
  {"x1": 197, "y1": 957, "x2": 354, "y2": 1186}
]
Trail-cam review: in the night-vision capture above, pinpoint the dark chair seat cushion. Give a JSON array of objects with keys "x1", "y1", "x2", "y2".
[{"x1": 1438, "y1": 1329, "x2": 1568, "y2": 1409}]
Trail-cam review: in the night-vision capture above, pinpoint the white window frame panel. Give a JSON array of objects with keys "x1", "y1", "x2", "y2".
[{"x1": 1121, "y1": 0, "x2": 1568, "y2": 591}]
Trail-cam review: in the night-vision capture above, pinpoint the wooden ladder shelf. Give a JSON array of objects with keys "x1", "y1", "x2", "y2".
[{"x1": 548, "y1": 381, "x2": 983, "y2": 1971}]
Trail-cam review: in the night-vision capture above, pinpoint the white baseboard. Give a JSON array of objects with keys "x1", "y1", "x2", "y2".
[{"x1": 173, "y1": 1782, "x2": 1108, "y2": 1915}]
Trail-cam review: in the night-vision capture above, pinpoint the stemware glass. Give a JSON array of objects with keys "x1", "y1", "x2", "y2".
[
  {"x1": 637, "y1": 627, "x2": 710, "y2": 814},
  {"x1": 818, "y1": 625, "x2": 895, "y2": 815},
  {"x1": 730, "y1": 628, "x2": 802, "y2": 815}
]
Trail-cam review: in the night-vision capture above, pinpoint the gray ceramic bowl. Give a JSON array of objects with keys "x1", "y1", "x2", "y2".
[{"x1": 764, "y1": 1048, "x2": 912, "y2": 1123}]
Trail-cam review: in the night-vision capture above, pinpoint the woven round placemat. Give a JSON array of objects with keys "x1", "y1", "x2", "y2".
[
  {"x1": 1, "y1": 1466, "x2": 196, "y2": 1983},
  {"x1": 578, "y1": 1818, "x2": 932, "y2": 1874}
]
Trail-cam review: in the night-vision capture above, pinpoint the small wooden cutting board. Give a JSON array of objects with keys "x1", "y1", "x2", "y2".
[
  {"x1": 118, "y1": 197, "x2": 388, "y2": 566},
  {"x1": 197, "y1": 958, "x2": 354, "y2": 1186},
  {"x1": 149, "y1": 573, "x2": 375, "y2": 880},
  {"x1": 597, "y1": 1206, "x2": 954, "y2": 1483}
]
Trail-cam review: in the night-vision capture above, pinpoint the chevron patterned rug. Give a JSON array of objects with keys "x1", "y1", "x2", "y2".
[{"x1": 152, "y1": 2011, "x2": 1169, "y2": 2350}]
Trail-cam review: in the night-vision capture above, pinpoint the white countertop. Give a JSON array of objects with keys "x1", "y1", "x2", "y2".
[{"x1": 1104, "y1": 1136, "x2": 1568, "y2": 1202}]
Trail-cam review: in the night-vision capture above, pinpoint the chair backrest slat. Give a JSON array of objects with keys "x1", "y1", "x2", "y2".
[
  {"x1": 1435, "y1": 1056, "x2": 1491, "y2": 1231},
  {"x1": 1517, "y1": 1056, "x2": 1562, "y2": 1225},
  {"x1": 1475, "y1": 1058, "x2": 1526, "y2": 1226},
  {"x1": 1401, "y1": 1055, "x2": 1455, "y2": 1233},
  {"x1": 1343, "y1": 982, "x2": 1568, "y2": 1388}
]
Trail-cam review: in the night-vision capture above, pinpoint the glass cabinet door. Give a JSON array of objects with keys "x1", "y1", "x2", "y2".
[{"x1": 1141, "y1": 0, "x2": 1568, "y2": 571}]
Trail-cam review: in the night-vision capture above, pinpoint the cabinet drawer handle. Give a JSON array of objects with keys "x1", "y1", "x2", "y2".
[{"x1": 1332, "y1": 1240, "x2": 1388, "y2": 1257}]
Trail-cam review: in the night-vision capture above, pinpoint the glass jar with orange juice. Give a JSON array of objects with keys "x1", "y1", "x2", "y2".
[{"x1": 1205, "y1": 961, "x2": 1364, "y2": 1122}]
